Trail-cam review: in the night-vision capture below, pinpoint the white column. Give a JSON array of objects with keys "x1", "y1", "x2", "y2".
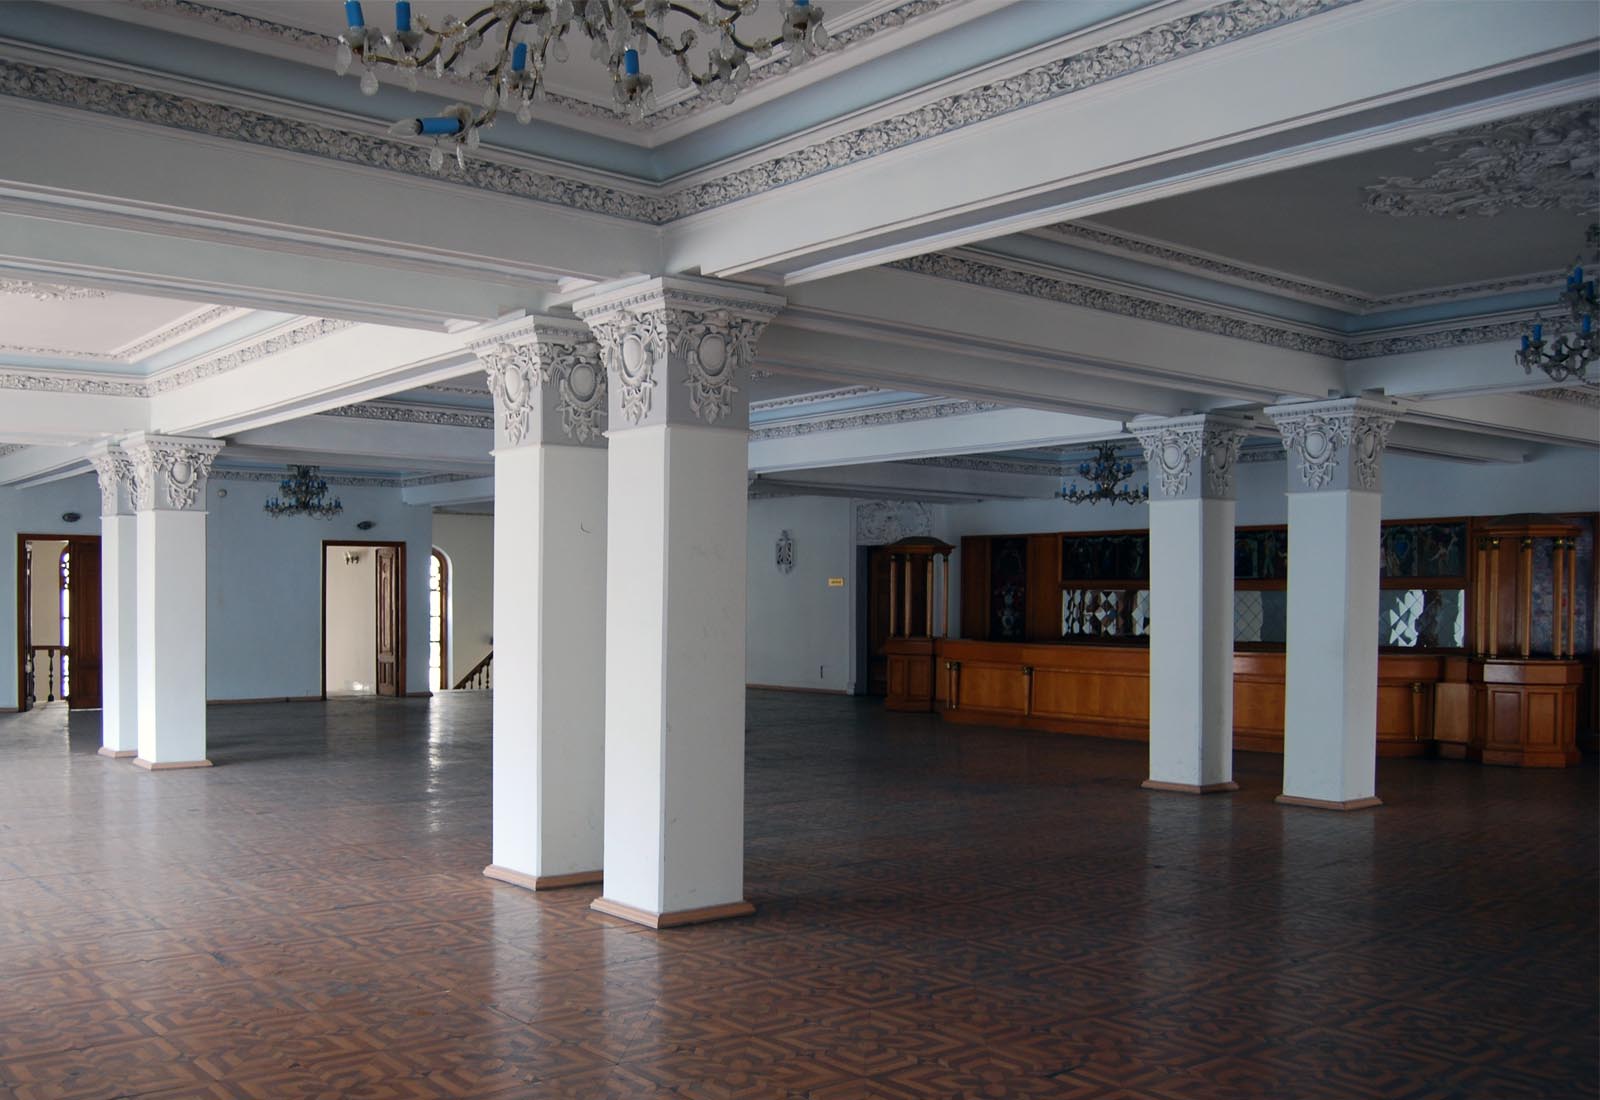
[
  {"x1": 576, "y1": 277, "x2": 784, "y2": 929},
  {"x1": 476, "y1": 321, "x2": 610, "y2": 891},
  {"x1": 124, "y1": 434, "x2": 222, "y2": 770},
  {"x1": 1131, "y1": 414, "x2": 1250, "y2": 794},
  {"x1": 1264, "y1": 398, "x2": 1400, "y2": 810},
  {"x1": 88, "y1": 445, "x2": 138, "y2": 758}
]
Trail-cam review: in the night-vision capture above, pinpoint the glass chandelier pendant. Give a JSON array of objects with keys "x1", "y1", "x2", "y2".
[
  {"x1": 264, "y1": 466, "x2": 344, "y2": 519},
  {"x1": 1058, "y1": 443, "x2": 1149, "y2": 506},
  {"x1": 1515, "y1": 223, "x2": 1600, "y2": 386},
  {"x1": 336, "y1": 0, "x2": 832, "y2": 171}
]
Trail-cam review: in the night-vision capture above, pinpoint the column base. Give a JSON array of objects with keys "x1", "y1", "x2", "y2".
[
  {"x1": 590, "y1": 896, "x2": 755, "y2": 930},
  {"x1": 132, "y1": 758, "x2": 213, "y2": 771},
  {"x1": 483, "y1": 865, "x2": 603, "y2": 892},
  {"x1": 97, "y1": 747, "x2": 137, "y2": 758},
  {"x1": 1142, "y1": 779, "x2": 1239, "y2": 795},
  {"x1": 1275, "y1": 794, "x2": 1382, "y2": 811}
]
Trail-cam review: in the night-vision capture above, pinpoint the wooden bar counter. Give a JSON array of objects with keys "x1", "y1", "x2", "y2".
[{"x1": 931, "y1": 638, "x2": 1450, "y2": 756}]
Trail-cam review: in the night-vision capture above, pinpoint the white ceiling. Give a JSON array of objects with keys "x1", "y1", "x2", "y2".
[
  {"x1": 1089, "y1": 110, "x2": 1597, "y2": 299},
  {"x1": 0, "y1": 282, "x2": 222, "y2": 362}
]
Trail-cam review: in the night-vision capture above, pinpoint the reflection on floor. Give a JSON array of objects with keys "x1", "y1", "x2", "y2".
[{"x1": 0, "y1": 692, "x2": 1595, "y2": 1099}]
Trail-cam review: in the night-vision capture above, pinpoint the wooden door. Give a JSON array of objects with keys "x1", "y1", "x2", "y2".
[
  {"x1": 17, "y1": 539, "x2": 31, "y2": 712},
  {"x1": 375, "y1": 546, "x2": 400, "y2": 696},
  {"x1": 67, "y1": 538, "x2": 102, "y2": 710},
  {"x1": 866, "y1": 549, "x2": 892, "y2": 695}
]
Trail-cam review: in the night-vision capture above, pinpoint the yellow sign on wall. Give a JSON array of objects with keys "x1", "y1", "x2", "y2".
[{"x1": 827, "y1": 577, "x2": 845, "y2": 587}]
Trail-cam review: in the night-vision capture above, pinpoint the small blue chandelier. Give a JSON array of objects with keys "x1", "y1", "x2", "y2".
[
  {"x1": 264, "y1": 466, "x2": 344, "y2": 519},
  {"x1": 1516, "y1": 224, "x2": 1598, "y2": 385},
  {"x1": 1058, "y1": 443, "x2": 1148, "y2": 506}
]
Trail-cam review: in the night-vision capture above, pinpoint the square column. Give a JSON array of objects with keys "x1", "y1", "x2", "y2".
[
  {"x1": 1131, "y1": 414, "x2": 1251, "y2": 794},
  {"x1": 475, "y1": 321, "x2": 609, "y2": 892},
  {"x1": 1264, "y1": 398, "x2": 1400, "y2": 810},
  {"x1": 576, "y1": 277, "x2": 784, "y2": 929},
  {"x1": 124, "y1": 434, "x2": 223, "y2": 770},
  {"x1": 88, "y1": 445, "x2": 139, "y2": 758}
]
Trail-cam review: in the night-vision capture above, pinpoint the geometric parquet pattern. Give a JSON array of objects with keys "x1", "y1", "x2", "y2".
[{"x1": 1, "y1": 692, "x2": 1595, "y2": 1100}]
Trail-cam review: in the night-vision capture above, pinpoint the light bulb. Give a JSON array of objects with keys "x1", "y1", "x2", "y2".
[
  {"x1": 360, "y1": 67, "x2": 380, "y2": 95},
  {"x1": 428, "y1": 144, "x2": 445, "y2": 170},
  {"x1": 552, "y1": 36, "x2": 568, "y2": 62}
]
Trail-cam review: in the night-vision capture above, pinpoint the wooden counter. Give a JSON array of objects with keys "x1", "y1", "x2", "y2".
[{"x1": 933, "y1": 639, "x2": 1454, "y2": 756}]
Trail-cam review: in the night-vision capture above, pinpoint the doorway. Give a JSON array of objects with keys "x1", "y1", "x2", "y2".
[
  {"x1": 14, "y1": 533, "x2": 101, "y2": 712},
  {"x1": 856, "y1": 545, "x2": 893, "y2": 697},
  {"x1": 321, "y1": 541, "x2": 406, "y2": 699}
]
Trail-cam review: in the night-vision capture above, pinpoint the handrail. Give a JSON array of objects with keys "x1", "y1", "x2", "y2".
[
  {"x1": 454, "y1": 650, "x2": 492, "y2": 691},
  {"x1": 26, "y1": 644, "x2": 68, "y2": 707}
]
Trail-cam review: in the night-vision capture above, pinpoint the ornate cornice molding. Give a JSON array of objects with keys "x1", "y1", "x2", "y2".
[
  {"x1": 0, "y1": 344, "x2": 122, "y2": 362},
  {"x1": 0, "y1": 369, "x2": 147, "y2": 397},
  {"x1": 211, "y1": 466, "x2": 433, "y2": 487},
  {"x1": 1366, "y1": 101, "x2": 1600, "y2": 219},
  {"x1": 0, "y1": 0, "x2": 1349, "y2": 224},
  {"x1": 0, "y1": 279, "x2": 107, "y2": 302},
  {"x1": 1529, "y1": 386, "x2": 1600, "y2": 409},
  {"x1": 750, "y1": 398, "x2": 999, "y2": 441},
  {"x1": 894, "y1": 251, "x2": 1537, "y2": 361},
  {"x1": 149, "y1": 317, "x2": 355, "y2": 393},
  {"x1": 906, "y1": 454, "x2": 1061, "y2": 477},
  {"x1": 321, "y1": 401, "x2": 495, "y2": 430},
  {"x1": 0, "y1": 443, "x2": 25, "y2": 458},
  {"x1": 751, "y1": 385, "x2": 886, "y2": 414},
  {"x1": 1040, "y1": 223, "x2": 1565, "y2": 312},
  {"x1": 114, "y1": 305, "x2": 240, "y2": 361}
]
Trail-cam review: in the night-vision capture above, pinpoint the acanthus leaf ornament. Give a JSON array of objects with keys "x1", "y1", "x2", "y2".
[
  {"x1": 1348, "y1": 415, "x2": 1393, "y2": 492},
  {"x1": 125, "y1": 436, "x2": 223, "y2": 512},
  {"x1": 88, "y1": 449, "x2": 135, "y2": 517},
  {"x1": 680, "y1": 310, "x2": 766, "y2": 425},
  {"x1": 1202, "y1": 427, "x2": 1245, "y2": 498},
  {"x1": 1275, "y1": 412, "x2": 1347, "y2": 490},
  {"x1": 1265, "y1": 399, "x2": 1398, "y2": 493},
  {"x1": 592, "y1": 309, "x2": 668, "y2": 427},
  {"x1": 1132, "y1": 423, "x2": 1203, "y2": 498},
  {"x1": 481, "y1": 339, "x2": 546, "y2": 447}
]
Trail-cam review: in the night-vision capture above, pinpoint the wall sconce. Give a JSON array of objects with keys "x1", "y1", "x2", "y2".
[
  {"x1": 60, "y1": 512, "x2": 81, "y2": 524},
  {"x1": 344, "y1": 551, "x2": 363, "y2": 566},
  {"x1": 356, "y1": 520, "x2": 376, "y2": 531}
]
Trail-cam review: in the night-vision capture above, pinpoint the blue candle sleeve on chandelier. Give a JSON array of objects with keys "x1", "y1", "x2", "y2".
[
  {"x1": 512, "y1": 42, "x2": 528, "y2": 71},
  {"x1": 420, "y1": 116, "x2": 464, "y2": 135},
  {"x1": 1522, "y1": 335, "x2": 1531, "y2": 351},
  {"x1": 395, "y1": 1, "x2": 411, "y2": 32},
  {"x1": 624, "y1": 48, "x2": 640, "y2": 75},
  {"x1": 345, "y1": 1, "x2": 365, "y2": 29},
  {"x1": 1584, "y1": 314, "x2": 1593, "y2": 336}
]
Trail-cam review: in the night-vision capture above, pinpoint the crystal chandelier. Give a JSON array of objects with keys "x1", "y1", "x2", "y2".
[
  {"x1": 337, "y1": 0, "x2": 832, "y2": 169},
  {"x1": 264, "y1": 466, "x2": 344, "y2": 519},
  {"x1": 1516, "y1": 224, "x2": 1598, "y2": 385},
  {"x1": 1058, "y1": 443, "x2": 1148, "y2": 506}
]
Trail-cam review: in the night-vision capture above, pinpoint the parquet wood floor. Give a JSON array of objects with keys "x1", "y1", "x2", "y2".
[{"x1": 0, "y1": 692, "x2": 1594, "y2": 1100}]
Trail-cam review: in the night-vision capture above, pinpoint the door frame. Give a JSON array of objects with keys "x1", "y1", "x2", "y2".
[
  {"x1": 320, "y1": 540, "x2": 407, "y2": 701},
  {"x1": 15, "y1": 532, "x2": 99, "y2": 712}
]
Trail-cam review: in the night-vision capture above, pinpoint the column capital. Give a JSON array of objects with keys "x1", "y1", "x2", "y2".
[
  {"x1": 1128, "y1": 412, "x2": 1254, "y2": 502},
  {"x1": 121, "y1": 433, "x2": 224, "y2": 513},
  {"x1": 470, "y1": 318, "x2": 607, "y2": 450},
  {"x1": 573, "y1": 276, "x2": 785, "y2": 431},
  {"x1": 1263, "y1": 397, "x2": 1401, "y2": 494},
  {"x1": 87, "y1": 441, "x2": 137, "y2": 517}
]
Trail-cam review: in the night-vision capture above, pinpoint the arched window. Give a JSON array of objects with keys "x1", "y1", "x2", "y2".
[
  {"x1": 429, "y1": 549, "x2": 449, "y2": 692},
  {"x1": 58, "y1": 547, "x2": 71, "y2": 699}
]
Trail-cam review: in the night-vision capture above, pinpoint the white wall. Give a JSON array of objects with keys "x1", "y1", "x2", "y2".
[
  {"x1": 324, "y1": 546, "x2": 376, "y2": 694},
  {"x1": 432, "y1": 512, "x2": 493, "y2": 687},
  {"x1": 0, "y1": 476, "x2": 101, "y2": 710},
  {"x1": 746, "y1": 496, "x2": 856, "y2": 692},
  {"x1": 27, "y1": 539, "x2": 66, "y2": 645}
]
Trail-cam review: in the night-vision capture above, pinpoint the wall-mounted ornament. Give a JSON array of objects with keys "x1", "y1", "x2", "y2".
[
  {"x1": 776, "y1": 530, "x2": 796, "y2": 574},
  {"x1": 356, "y1": 520, "x2": 376, "y2": 531},
  {"x1": 60, "y1": 512, "x2": 81, "y2": 524}
]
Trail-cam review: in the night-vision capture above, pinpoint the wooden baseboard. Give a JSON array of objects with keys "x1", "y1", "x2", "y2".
[
  {"x1": 746, "y1": 684, "x2": 848, "y2": 696},
  {"x1": 207, "y1": 696, "x2": 321, "y2": 706},
  {"x1": 97, "y1": 747, "x2": 137, "y2": 758},
  {"x1": 1142, "y1": 779, "x2": 1239, "y2": 795},
  {"x1": 1275, "y1": 794, "x2": 1382, "y2": 811},
  {"x1": 133, "y1": 758, "x2": 213, "y2": 771},
  {"x1": 483, "y1": 865, "x2": 603, "y2": 892},
  {"x1": 590, "y1": 896, "x2": 755, "y2": 929}
]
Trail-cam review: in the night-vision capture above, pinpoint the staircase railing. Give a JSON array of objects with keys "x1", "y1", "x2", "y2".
[
  {"x1": 454, "y1": 651, "x2": 492, "y2": 691},
  {"x1": 26, "y1": 645, "x2": 68, "y2": 708}
]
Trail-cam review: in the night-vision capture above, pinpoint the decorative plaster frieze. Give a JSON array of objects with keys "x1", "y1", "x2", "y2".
[
  {"x1": 0, "y1": 443, "x2": 24, "y2": 458},
  {"x1": 400, "y1": 472, "x2": 478, "y2": 487},
  {"x1": 1264, "y1": 398, "x2": 1399, "y2": 493},
  {"x1": 422, "y1": 380, "x2": 490, "y2": 397},
  {"x1": 125, "y1": 434, "x2": 223, "y2": 511},
  {"x1": 0, "y1": 0, "x2": 1347, "y2": 223},
  {"x1": 0, "y1": 344, "x2": 121, "y2": 362},
  {"x1": 113, "y1": 305, "x2": 240, "y2": 361},
  {"x1": 1129, "y1": 414, "x2": 1249, "y2": 501},
  {"x1": 321, "y1": 402, "x2": 495, "y2": 430},
  {"x1": 149, "y1": 317, "x2": 355, "y2": 393},
  {"x1": 1040, "y1": 223, "x2": 1565, "y2": 312},
  {"x1": 211, "y1": 467, "x2": 423, "y2": 487},
  {"x1": 750, "y1": 398, "x2": 999, "y2": 441},
  {"x1": 856, "y1": 499, "x2": 934, "y2": 544},
  {"x1": 1366, "y1": 101, "x2": 1600, "y2": 218},
  {"x1": 575, "y1": 280, "x2": 784, "y2": 429},
  {"x1": 906, "y1": 454, "x2": 1062, "y2": 477},
  {"x1": 0, "y1": 279, "x2": 107, "y2": 302},
  {"x1": 751, "y1": 385, "x2": 885, "y2": 413},
  {"x1": 1529, "y1": 386, "x2": 1600, "y2": 409},
  {"x1": 0, "y1": 370, "x2": 147, "y2": 397}
]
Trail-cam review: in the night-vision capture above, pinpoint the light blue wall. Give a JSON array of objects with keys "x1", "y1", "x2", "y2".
[
  {"x1": 0, "y1": 472, "x2": 433, "y2": 709},
  {"x1": 0, "y1": 475, "x2": 102, "y2": 710},
  {"x1": 746, "y1": 496, "x2": 855, "y2": 693}
]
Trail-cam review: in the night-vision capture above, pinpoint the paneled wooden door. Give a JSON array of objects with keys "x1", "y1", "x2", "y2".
[
  {"x1": 66, "y1": 538, "x2": 102, "y2": 710},
  {"x1": 374, "y1": 545, "x2": 400, "y2": 697}
]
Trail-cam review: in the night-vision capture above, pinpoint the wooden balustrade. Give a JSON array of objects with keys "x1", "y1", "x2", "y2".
[
  {"x1": 454, "y1": 651, "x2": 493, "y2": 691},
  {"x1": 25, "y1": 645, "x2": 68, "y2": 707}
]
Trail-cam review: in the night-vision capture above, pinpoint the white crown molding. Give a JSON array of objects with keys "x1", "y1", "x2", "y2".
[
  {"x1": 108, "y1": 304, "x2": 243, "y2": 361},
  {"x1": 1039, "y1": 221, "x2": 1567, "y2": 314},
  {"x1": 0, "y1": 278, "x2": 107, "y2": 301},
  {"x1": 1529, "y1": 386, "x2": 1600, "y2": 409},
  {"x1": 750, "y1": 385, "x2": 886, "y2": 414},
  {"x1": 0, "y1": 443, "x2": 27, "y2": 458},
  {"x1": 320, "y1": 401, "x2": 495, "y2": 431},
  {"x1": 749, "y1": 397, "x2": 998, "y2": 441}
]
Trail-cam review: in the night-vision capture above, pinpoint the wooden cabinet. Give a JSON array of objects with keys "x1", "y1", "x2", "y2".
[
  {"x1": 885, "y1": 638, "x2": 936, "y2": 712},
  {"x1": 1470, "y1": 659, "x2": 1583, "y2": 767}
]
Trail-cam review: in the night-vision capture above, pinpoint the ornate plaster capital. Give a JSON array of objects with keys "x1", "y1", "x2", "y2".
[
  {"x1": 472, "y1": 320, "x2": 607, "y2": 449},
  {"x1": 1263, "y1": 397, "x2": 1400, "y2": 493},
  {"x1": 574, "y1": 278, "x2": 785, "y2": 431},
  {"x1": 1129, "y1": 413, "x2": 1254, "y2": 501},
  {"x1": 122, "y1": 433, "x2": 224, "y2": 512},
  {"x1": 87, "y1": 443, "x2": 137, "y2": 517}
]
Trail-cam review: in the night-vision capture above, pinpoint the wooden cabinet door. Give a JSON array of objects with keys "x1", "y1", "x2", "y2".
[
  {"x1": 67, "y1": 538, "x2": 102, "y2": 710},
  {"x1": 375, "y1": 546, "x2": 399, "y2": 697}
]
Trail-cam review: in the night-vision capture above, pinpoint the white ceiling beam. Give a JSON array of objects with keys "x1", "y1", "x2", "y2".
[
  {"x1": 229, "y1": 415, "x2": 492, "y2": 467},
  {"x1": 401, "y1": 476, "x2": 497, "y2": 507},
  {"x1": 0, "y1": 387, "x2": 146, "y2": 447}
]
